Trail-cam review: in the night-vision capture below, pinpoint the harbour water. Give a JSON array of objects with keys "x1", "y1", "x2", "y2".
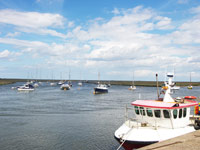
[{"x1": 0, "y1": 82, "x2": 200, "y2": 150}]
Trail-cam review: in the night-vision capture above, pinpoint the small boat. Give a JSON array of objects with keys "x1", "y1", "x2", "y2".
[
  {"x1": 57, "y1": 80, "x2": 64, "y2": 85},
  {"x1": 129, "y1": 72, "x2": 136, "y2": 90},
  {"x1": 33, "y1": 82, "x2": 39, "y2": 88},
  {"x1": 78, "y1": 82, "x2": 82, "y2": 86},
  {"x1": 93, "y1": 82, "x2": 108, "y2": 94},
  {"x1": 93, "y1": 72, "x2": 108, "y2": 94},
  {"x1": 187, "y1": 85, "x2": 193, "y2": 89},
  {"x1": 128, "y1": 85, "x2": 136, "y2": 90},
  {"x1": 60, "y1": 82, "x2": 71, "y2": 90},
  {"x1": 17, "y1": 84, "x2": 34, "y2": 91},
  {"x1": 106, "y1": 83, "x2": 111, "y2": 87},
  {"x1": 11, "y1": 86, "x2": 20, "y2": 90},
  {"x1": 114, "y1": 73, "x2": 198, "y2": 150},
  {"x1": 50, "y1": 82, "x2": 56, "y2": 86},
  {"x1": 171, "y1": 85, "x2": 180, "y2": 90},
  {"x1": 187, "y1": 72, "x2": 193, "y2": 89}
]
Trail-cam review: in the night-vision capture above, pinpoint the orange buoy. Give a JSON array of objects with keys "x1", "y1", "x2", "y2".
[{"x1": 162, "y1": 86, "x2": 168, "y2": 90}]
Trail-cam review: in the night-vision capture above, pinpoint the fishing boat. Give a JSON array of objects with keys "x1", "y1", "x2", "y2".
[
  {"x1": 17, "y1": 83, "x2": 35, "y2": 91},
  {"x1": 114, "y1": 73, "x2": 198, "y2": 150},
  {"x1": 93, "y1": 82, "x2": 108, "y2": 94}
]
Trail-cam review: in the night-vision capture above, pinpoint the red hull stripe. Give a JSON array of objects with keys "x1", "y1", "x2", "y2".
[{"x1": 114, "y1": 136, "x2": 158, "y2": 150}]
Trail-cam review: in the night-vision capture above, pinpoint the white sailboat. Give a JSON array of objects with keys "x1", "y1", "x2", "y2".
[
  {"x1": 93, "y1": 72, "x2": 108, "y2": 94},
  {"x1": 60, "y1": 70, "x2": 72, "y2": 90},
  {"x1": 187, "y1": 72, "x2": 193, "y2": 89},
  {"x1": 128, "y1": 72, "x2": 136, "y2": 90},
  {"x1": 170, "y1": 69, "x2": 180, "y2": 90},
  {"x1": 78, "y1": 71, "x2": 83, "y2": 86}
]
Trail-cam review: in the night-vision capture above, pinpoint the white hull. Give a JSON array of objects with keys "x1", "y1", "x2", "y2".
[
  {"x1": 114, "y1": 120, "x2": 196, "y2": 149},
  {"x1": 78, "y1": 82, "x2": 82, "y2": 86},
  {"x1": 60, "y1": 84, "x2": 70, "y2": 90},
  {"x1": 128, "y1": 86, "x2": 136, "y2": 90},
  {"x1": 171, "y1": 86, "x2": 180, "y2": 90},
  {"x1": 17, "y1": 88, "x2": 34, "y2": 91}
]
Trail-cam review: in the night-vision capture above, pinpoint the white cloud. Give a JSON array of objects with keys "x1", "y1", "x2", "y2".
[
  {"x1": 155, "y1": 16, "x2": 173, "y2": 30},
  {"x1": 0, "y1": 9, "x2": 64, "y2": 28},
  {"x1": 0, "y1": 49, "x2": 21, "y2": 60},
  {"x1": 1, "y1": 5, "x2": 200, "y2": 80},
  {"x1": 112, "y1": 8, "x2": 120, "y2": 15},
  {"x1": 6, "y1": 32, "x2": 20, "y2": 37},
  {"x1": 0, "y1": 50, "x2": 10, "y2": 58},
  {"x1": 0, "y1": 9, "x2": 66, "y2": 38}
]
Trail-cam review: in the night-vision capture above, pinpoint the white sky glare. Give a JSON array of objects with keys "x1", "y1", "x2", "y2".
[{"x1": 0, "y1": 0, "x2": 200, "y2": 81}]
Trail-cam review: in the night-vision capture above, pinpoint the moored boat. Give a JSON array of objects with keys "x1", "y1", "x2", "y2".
[
  {"x1": 114, "y1": 73, "x2": 198, "y2": 150},
  {"x1": 93, "y1": 72, "x2": 108, "y2": 94},
  {"x1": 57, "y1": 80, "x2": 64, "y2": 85},
  {"x1": 60, "y1": 82, "x2": 71, "y2": 90},
  {"x1": 93, "y1": 82, "x2": 108, "y2": 94},
  {"x1": 187, "y1": 72, "x2": 193, "y2": 89},
  {"x1": 128, "y1": 72, "x2": 136, "y2": 90},
  {"x1": 128, "y1": 85, "x2": 136, "y2": 90},
  {"x1": 17, "y1": 84, "x2": 35, "y2": 91},
  {"x1": 187, "y1": 85, "x2": 193, "y2": 89}
]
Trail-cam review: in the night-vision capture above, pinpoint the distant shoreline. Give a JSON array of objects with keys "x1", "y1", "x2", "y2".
[{"x1": 1, "y1": 78, "x2": 200, "y2": 87}]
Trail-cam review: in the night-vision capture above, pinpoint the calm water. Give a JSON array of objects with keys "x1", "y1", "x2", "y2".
[{"x1": 0, "y1": 82, "x2": 200, "y2": 150}]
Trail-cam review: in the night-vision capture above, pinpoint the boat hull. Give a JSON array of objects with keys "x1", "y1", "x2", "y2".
[
  {"x1": 114, "y1": 120, "x2": 196, "y2": 150},
  {"x1": 114, "y1": 136, "x2": 157, "y2": 150},
  {"x1": 60, "y1": 86, "x2": 70, "y2": 90},
  {"x1": 17, "y1": 88, "x2": 34, "y2": 91},
  {"x1": 93, "y1": 88, "x2": 108, "y2": 94}
]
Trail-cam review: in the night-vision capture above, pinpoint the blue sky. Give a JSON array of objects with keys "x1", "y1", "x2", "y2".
[{"x1": 0, "y1": 0, "x2": 200, "y2": 81}]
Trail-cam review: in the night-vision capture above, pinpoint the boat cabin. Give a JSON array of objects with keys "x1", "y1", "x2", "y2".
[{"x1": 132, "y1": 99, "x2": 197, "y2": 128}]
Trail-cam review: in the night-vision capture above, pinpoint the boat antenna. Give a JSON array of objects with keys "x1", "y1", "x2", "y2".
[{"x1": 156, "y1": 73, "x2": 160, "y2": 100}]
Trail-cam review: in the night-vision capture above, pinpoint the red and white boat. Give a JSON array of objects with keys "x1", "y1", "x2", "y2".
[{"x1": 114, "y1": 73, "x2": 198, "y2": 150}]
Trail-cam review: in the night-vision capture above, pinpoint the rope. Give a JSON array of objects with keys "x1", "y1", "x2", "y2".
[{"x1": 116, "y1": 127, "x2": 133, "y2": 150}]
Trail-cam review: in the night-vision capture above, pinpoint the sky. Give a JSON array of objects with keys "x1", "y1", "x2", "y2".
[{"x1": 0, "y1": 0, "x2": 200, "y2": 81}]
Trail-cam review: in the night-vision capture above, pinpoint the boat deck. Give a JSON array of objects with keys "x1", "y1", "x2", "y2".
[{"x1": 140, "y1": 129, "x2": 200, "y2": 150}]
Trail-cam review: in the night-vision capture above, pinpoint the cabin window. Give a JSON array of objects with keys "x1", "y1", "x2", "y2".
[
  {"x1": 154, "y1": 110, "x2": 161, "y2": 118},
  {"x1": 134, "y1": 106, "x2": 139, "y2": 115},
  {"x1": 179, "y1": 109, "x2": 182, "y2": 118},
  {"x1": 183, "y1": 108, "x2": 187, "y2": 117},
  {"x1": 163, "y1": 110, "x2": 170, "y2": 118},
  {"x1": 146, "y1": 108, "x2": 153, "y2": 117},
  {"x1": 139, "y1": 107, "x2": 146, "y2": 116},
  {"x1": 173, "y1": 109, "x2": 177, "y2": 119}
]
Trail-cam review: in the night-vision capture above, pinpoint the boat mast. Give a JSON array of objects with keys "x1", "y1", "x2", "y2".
[
  {"x1": 156, "y1": 73, "x2": 160, "y2": 99},
  {"x1": 98, "y1": 72, "x2": 100, "y2": 84},
  {"x1": 132, "y1": 71, "x2": 135, "y2": 86}
]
